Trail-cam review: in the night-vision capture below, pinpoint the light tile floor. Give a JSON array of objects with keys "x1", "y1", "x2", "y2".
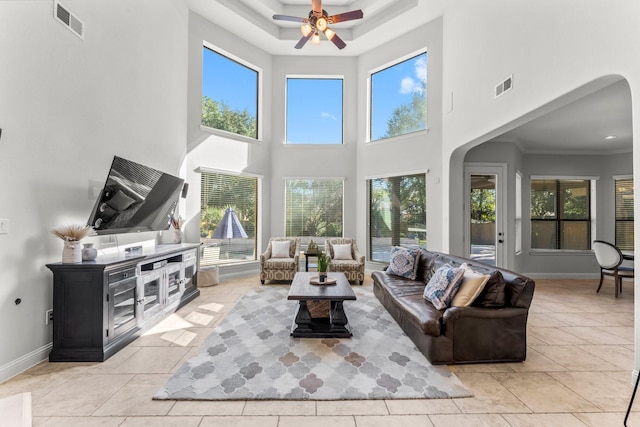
[{"x1": 1, "y1": 276, "x2": 639, "y2": 426}]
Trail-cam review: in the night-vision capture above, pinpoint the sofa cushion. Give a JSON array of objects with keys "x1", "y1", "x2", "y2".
[
  {"x1": 473, "y1": 270, "x2": 506, "y2": 307},
  {"x1": 387, "y1": 247, "x2": 421, "y2": 280},
  {"x1": 333, "y1": 243, "x2": 353, "y2": 260},
  {"x1": 371, "y1": 271, "x2": 443, "y2": 336},
  {"x1": 271, "y1": 240, "x2": 290, "y2": 258},
  {"x1": 423, "y1": 263, "x2": 464, "y2": 310},
  {"x1": 451, "y1": 265, "x2": 490, "y2": 307}
]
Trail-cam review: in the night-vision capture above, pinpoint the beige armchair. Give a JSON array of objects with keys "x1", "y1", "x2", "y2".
[
  {"x1": 260, "y1": 237, "x2": 299, "y2": 284},
  {"x1": 325, "y1": 238, "x2": 365, "y2": 285}
]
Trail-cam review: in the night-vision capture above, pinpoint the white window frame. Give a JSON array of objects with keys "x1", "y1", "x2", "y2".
[
  {"x1": 367, "y1": 49, "x2": 428, "y2": 143},
  {"x1": 201, "y1": 41, "x2": 263, "y2": 143}
]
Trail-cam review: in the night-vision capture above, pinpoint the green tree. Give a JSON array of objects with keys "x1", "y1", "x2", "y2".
[
  {"x1": 470, "y1": 188, "x2": 496, "y2": 223},
  {"x1": 384, "y1": 90, "x2": 427, "y2": 138},
  {"x1": 201, "y1": 96, "x2": 257, "y2": 139}
]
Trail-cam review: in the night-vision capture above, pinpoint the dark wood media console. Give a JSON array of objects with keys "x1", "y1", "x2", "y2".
[{"x1": 46, "y1": 244, "x2": 200, "y2": 362}]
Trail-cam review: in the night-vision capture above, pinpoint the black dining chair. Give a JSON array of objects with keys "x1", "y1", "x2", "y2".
[{"x1": 592, "y1": 240, "x2": 634, "y2": 298}]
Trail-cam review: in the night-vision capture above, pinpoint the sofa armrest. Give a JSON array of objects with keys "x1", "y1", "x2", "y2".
[
  {"x1": 353, "y1": 248, "x2": 365, "y2": 265},
  {"x1": 443, "y1": 306, "x2": 527, "y2": 323}
]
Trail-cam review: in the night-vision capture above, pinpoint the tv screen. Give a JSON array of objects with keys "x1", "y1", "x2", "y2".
[{"x1": 88, "y1": 156, "x2": 184, "y2": 235}]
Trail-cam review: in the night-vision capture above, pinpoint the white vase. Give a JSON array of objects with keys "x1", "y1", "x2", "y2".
[
  {"x1": 62, "y1": 240, "x2": 83, "y2": 263},
  {"x1": 82, "y1": 243, "x2": 98, "y2": 261},
  {"x1": 173, "y1": 229, "x2": 182, "y2": 244}
]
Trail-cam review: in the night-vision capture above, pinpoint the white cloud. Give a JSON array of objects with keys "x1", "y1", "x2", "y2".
[
  {"x1": 321, "y1": 112, "x2": 336, "y2": 120},
  {"x1": 414, "y1": 56, "x2": 427, "y2": 84},
  {"x1": 400, "y1": 77, "x2": 418, "y2": 94},
  {"x1": 399, "y1": 55, "x2": 427, "y2": 95}
]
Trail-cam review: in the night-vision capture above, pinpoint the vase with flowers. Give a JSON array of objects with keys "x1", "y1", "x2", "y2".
[
  {"x1": 51, "y1": 224, "x2": 93, "y2": 263},
  {"x1": 170, "y1": 214, "x2": 184, "y2": 244}
]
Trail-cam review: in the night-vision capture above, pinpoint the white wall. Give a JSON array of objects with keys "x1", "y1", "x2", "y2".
[
  {"x1": 440, "y1": 0, "x2": 640, "y2": 376},
  {"x1": 356, "y1": 19, "x2": 444, "y2": 256},
  {"x1": 269, "y1": 55, "x2": 358, "y2": 242},
  {"x1": 0, "y1": 0, "x2": 189, "y2": 381},
  {"x1": 184, "y1": 11, "x2": 272, "y2": 257}
]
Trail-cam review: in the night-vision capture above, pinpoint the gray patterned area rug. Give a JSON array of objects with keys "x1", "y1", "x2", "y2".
[{"x1": 154, "y1": 286, "x2": 472, "y2": 400}]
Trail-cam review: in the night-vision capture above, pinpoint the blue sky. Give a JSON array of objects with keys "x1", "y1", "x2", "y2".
[
  {"x1": 286, "y1": 78, "x2": 343, "y2": 144},
  {"x1": 371, "y1": 53, "x2": 427, "y2": 141},
  {"x1": 202, "y1": 47, "x2": 426, "y2": 143}
]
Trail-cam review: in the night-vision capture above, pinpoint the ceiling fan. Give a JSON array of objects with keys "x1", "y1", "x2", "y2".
[{"x1": 273, "y1": 0, "x2": 363, "y2": 50}]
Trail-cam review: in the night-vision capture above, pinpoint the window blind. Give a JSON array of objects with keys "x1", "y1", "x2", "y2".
[
  {"x1": 285, "y1": 179, "x2": 343, "y2": 246},
  {"x1": 200, "y1": 172, "x2": 258, "y2": 265},
  {"x1": 615, "y1": 178, "x2": 634, "y2": 250}
]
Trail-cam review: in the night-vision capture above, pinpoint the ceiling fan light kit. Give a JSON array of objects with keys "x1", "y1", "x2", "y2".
[{"x1": 273, "y1": 0, "x2": 363, "y2": 50}]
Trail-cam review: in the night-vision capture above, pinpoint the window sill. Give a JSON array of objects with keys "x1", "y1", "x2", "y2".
[
  {"x1": 366, "y1": 128, "x2": 429, "y2": 145},
  {"x1": 200, "y1": 125, "x2": 262, "y2": 144},
  {"x1": 528, "y1": 250, "x2": 593, "y2": 256}
]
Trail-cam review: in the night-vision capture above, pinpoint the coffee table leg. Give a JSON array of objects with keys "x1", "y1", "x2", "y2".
[
  {"x1": 329, "y1": 301, "x2": 351, "y2": 336},
  {"x1": 292, "y1": 300, "x2": 313, "y2": 335}
]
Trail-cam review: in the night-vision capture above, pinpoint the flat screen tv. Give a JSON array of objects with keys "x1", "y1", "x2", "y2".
[{"x1": 87, "y1": 156, "x2": 184, "y2": 235}]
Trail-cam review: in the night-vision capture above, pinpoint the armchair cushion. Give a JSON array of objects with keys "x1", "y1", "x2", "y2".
[
  {"x1": 333, "y1": 243, "x2": 353, "y2": 260},
  {"x1": 271, "y1": 240, "x2": 291, "y2": 258}
]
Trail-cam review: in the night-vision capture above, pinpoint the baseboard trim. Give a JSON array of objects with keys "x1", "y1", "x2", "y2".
[
  {"x1": 0, "y1": 343, "x2": 52, "y2": 384},
  {"x1": 522, "y1": 273, "x2": 600, "y2": 279}
]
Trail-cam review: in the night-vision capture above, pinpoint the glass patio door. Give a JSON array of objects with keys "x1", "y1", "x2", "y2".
[{"x1": 464, "y1": 164, "x2": 507, "y2": 267}]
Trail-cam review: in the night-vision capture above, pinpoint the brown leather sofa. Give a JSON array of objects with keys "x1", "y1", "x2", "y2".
[{"x1": 372, "y1": 249, "x2": 535, "y2": 365}]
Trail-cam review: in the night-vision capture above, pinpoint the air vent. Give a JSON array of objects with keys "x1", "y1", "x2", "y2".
[
  {"x1": 54, "y1": 1, "x2": 84, "y2": 39},
  {"x1": 495, "y1": 75, "x2": 513, "y2": 98}
]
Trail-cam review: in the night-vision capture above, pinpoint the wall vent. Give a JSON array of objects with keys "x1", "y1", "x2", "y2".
[
  {"x1": 495, "y1": 75, "x2": 513, "y2": 98},
  {"x1": 54, "y1": 1, "x2": 84, "y2": 39}
]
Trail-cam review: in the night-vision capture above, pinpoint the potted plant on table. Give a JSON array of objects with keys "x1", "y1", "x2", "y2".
[{"x1": 317, "y1": 252, "x2": 329, "y2": 282}]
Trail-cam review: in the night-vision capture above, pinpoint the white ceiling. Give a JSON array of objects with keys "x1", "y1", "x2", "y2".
[
  {"x1": 490, "y1": 79, "x2": 632, "y2": 155},
  {"x1": 189, "y1": 0, "x2": 633, "y2": 155},
  {"x1": 187, "y1": 0, "x2": 448, "y2": 56}
]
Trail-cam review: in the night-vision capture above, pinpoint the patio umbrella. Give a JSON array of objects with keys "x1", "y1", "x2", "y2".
[{"x1": 212, "y1": 208, "x2": 248, "y2": 257}]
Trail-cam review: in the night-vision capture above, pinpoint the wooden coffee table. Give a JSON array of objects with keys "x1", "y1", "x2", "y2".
[{"x1": 287, "y1": 272, "x2": 356, "y2": 338}]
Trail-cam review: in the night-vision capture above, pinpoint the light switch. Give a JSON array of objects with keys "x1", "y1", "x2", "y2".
[{"x1": 0, "y1": 219, "x2": 9, "y2": 234}]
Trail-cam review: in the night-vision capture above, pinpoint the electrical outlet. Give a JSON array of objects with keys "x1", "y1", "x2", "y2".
[
  {"x1": 0, "y1": 219, "x2": 8, "y2": 234},
  {"x1": 46, "y1": 309, "x2": 53, "y2": 325}
]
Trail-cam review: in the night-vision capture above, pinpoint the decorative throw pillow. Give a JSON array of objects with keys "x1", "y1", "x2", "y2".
[
  {"x1": 423, "y1": 263, "x2": 465, "y2": 310},
  {"x1": 332, "y1": 243, "x2": 353, "y2": 260},
  {"x1": 473, "y1": 270, "x2": 506, "y2": 308},
  {"x1": 106, "y1": 189, "x2": 136, "y2": 211},
  {"x1": 271, "y1": 240, "x2": 290, "y2": 258},
  {"x1": 451, "y1": 265, "x2": 491, "y2": 307},
  {"x1": 386, "y1": 247, "x2": 421, "y2": 280}
]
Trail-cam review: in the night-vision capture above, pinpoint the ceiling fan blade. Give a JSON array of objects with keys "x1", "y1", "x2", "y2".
[
  {"x1": 273, "y1": 14, "x2": 308, "y2": 23},
  {"x1": 329, "y1": 9, "x2": 363, "y2": 24},
  {"x1": 328, "y1": 31, "x2": 346, "y2": 50},
  {"x1": 294, "y1": 32, "x2": 314, "y2": 49},
  {"x1": 312, "y1": 0, "x2": 322, "y2": 15}
]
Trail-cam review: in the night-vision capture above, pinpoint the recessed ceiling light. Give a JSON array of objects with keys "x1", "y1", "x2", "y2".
[{"x1": 604, "y1": 135, "x2": 617, "y2": 140}]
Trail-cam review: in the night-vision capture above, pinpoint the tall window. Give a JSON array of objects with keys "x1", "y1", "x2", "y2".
[
  {"x1": 286, "y1": 77, "x2": 343, "y2": 144},
  {"x1": 515, "y1": 172, "x2": 522, "y2": 254},
  {"x1": 368, "y1": 173, "x2": 427, "y2": 262},
  {"x1": 202, "y1": 44, "x2": 259, "y2": 139},
  {"x1": 615, "y1": 177, "x2": 634, "y2": 250},
  {"x1": 370, "y1": 52, "x2": 427, "y2": 142},
  {"x1": 530, "y1": 178, "x2": 592, "y2": 250},
  {"x1": 200, "y1": 172, "x2": 258, "y2": 265},
  {"x1": 285, "y1": 179, "x2": 343, "y2": 245}
]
